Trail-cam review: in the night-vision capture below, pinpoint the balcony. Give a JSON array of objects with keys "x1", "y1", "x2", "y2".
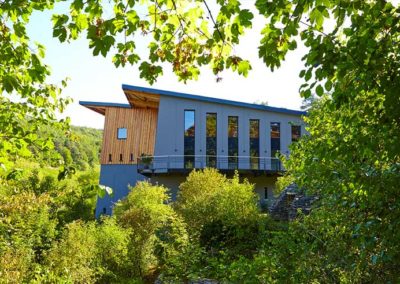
[{"x1": 137, "y1": 155, "x2": 284, "y2": 176}]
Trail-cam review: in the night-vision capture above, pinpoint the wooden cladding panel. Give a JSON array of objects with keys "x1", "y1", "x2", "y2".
[{"x1": 101, "y1": 107, "x2": 158, "y2": 164}]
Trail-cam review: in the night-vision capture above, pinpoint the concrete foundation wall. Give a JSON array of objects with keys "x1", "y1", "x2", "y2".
[
  {"x1": 245, "y1": 175, "x2": 278, "y2": 206},
  {"x1": 150, "y1": 175, "x2": 186, "y2": 200},
  {"x1": 97, "y1": 164, "x2": 146, "y2": 217},
  {"x1": 97, "y1": 164, "x2": 278, "y2": 217}
]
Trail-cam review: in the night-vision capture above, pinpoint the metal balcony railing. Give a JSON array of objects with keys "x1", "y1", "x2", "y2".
[{"x1": 137, "y1": 155, "x2": 283, "y2": 174}]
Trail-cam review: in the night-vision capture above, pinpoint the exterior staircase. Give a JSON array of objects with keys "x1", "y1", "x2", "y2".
[{"x1": 269, "y1": 184, "x2": 317, "y2": 221}]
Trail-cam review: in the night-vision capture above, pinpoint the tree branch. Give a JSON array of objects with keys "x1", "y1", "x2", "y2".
[{"x1": 202, "y1": 0, "x2": 224, "y2": 43}]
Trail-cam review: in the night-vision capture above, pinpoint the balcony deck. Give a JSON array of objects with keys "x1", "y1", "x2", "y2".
[{"x1": 137, "y1": 155, "x2": 284, "y2": 176}]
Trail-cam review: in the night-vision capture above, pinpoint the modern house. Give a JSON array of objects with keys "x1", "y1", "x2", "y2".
[{"x1": 80, "y1": 84, "x2": 306, "y2": 217}]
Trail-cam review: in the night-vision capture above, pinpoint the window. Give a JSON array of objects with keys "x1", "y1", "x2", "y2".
[
  {"x1": 228, "y1": 116, "x2": 239, "y2": 169},
  {"x1": 117, "y1": 127, "x2": 127, "y2": 139},
  {"x1": 108, "y1": 154, "x2": 112, "y2": 163},
  {"x1": 206, "y1": 113, "x2": 217, "y2": 167},
  {"x1": 119, "y1": 153, "x2": 123, "y2": 162},
  {"x1": 270, "y1": 122, "x2": 281, "y2": 170},
  {"x1": 184, "y1": 110, "x2": 195, "y2": 168},
  {"x1": 130, "y1": 153, "x2": 134, "y2": 162},
  {"x1": 249, "y1": 119, "x2": 260, "y2": 169},
  {"x1": 291, "y1": 125, "x2": 301, "y2": 142}
]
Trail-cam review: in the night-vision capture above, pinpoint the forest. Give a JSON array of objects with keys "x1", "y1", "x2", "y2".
[{"x1": 1, "y1": 0, "x2": 399, "y2": 283}]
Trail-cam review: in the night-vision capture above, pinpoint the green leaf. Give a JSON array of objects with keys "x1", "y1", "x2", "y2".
[
  {"x1": 75, "y1": 14, "x2": 88, "y2": 30},
  {"x1": 305, "y1": 69, "x2": 312, "y2": 81},
  {"x1": 113, "y1": 17, "x2": 125, "y2": 31},
  {"x1": 98, "y1": 184, "x2": 113, "y2": 198},
  {"x1": 6, "y1": 168, "x2": 23, "y2": 181},
  {"x1": 325, "y1": 80, "x2": 333, "y2": 91},
  {"x1": 58, "y1": 166, "x2": 76, "y2": 181},
  {"x1": 238, "y1": 9, "x2": 254, "y2": 27},
  {"x1": 0, "y1": 163, "x2": 6, "y2": 172},
  {"x1": 237, "y1": 60, "x2": 251, "y2": 77},
  {"x1": 301, "y1": 89, "x2": 312, "y2": 98},
  {"x1": 316, "y1": 85, "x2": 324, "y2": 96}
]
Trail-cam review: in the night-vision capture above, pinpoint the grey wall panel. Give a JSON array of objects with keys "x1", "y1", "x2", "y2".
[
  {"x1": 154, "y1": 96, "x2": 306, "y2": 160},
  {"x1": 96, "y1": 164, "x2": 146, "y2": 218},
  {"x1": 247, "y1": 176, "x2": 278, "y2": 202}
]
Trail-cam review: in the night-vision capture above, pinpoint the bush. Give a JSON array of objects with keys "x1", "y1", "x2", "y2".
[
  {"x1": 0, "y1": 192, "x2": 57, "y2": 282},
  {"x1": 54, "y1": 170, "x2": 99, "y2": 224},
  {"x1": 95, "y1": 217, "x2": 132, "y2": 283},
  {"x1": 44, "y1": 221, "x2": 98, "y2": 283},
  {"x1": 176, "y1": 169, "x2": 262, "y2": 255},
  {"x1": 154, "y1": 214, "x2": 191, "y2": 281},
  {"x1": 114, "y1": 181, "x2": 188, "y2": 279},
  {"x1": 43, "y1": 218, "x2": 133, "y2": 283}
]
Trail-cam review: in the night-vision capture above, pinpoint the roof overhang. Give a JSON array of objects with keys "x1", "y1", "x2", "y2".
[
  {"x1": 123, "y1": 88, "x2": 160, "y2": 109},
  {"x1": 122, "y1": 84, "x2": 307, "y2": 116},
  {"x1": 80, "y1": 85, "x2": 307, "y2": 116},
  {"x1": 79, "y1": 101, "x2": 131, "y2": 115}
]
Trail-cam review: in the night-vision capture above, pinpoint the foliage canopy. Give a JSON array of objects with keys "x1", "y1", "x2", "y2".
[
  {"x1": 2, "y1": 0, "x2": 399, "y2": 171},
  {"x1": 1, "y1": 0, "x2": 400, "y2": 282}
]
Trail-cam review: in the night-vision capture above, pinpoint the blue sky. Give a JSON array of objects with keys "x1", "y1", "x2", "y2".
[{"x1": 27, "y1": 2, "x2": 307, "y2": 129}]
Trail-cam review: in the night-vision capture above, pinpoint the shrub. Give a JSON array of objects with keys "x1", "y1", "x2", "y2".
[
  {"x1": 176, "y1": 169, "x2": 261, "y2": 255},
  {"x1": 54, "y1": 170, "x2": 98, "y2": 224},
  {"x1": 41, "y1": 217, "x2": 133, "y2": 283},
  {"x1": 177, "y1": 169, "x2": 260, "y2": 225},
  {"x1": 95, "y1": 217, "x2": 131, "y2": 283},
  {"x1": 44, "y1": 221, "x2": 98, "y2": 283},
  {"x1": 160, "y1": 168, "x2": 268, "y2": 281},
  {"x1": 0, "y1": 192, "x2": 57, "y2": 282},
  {"x1": 154, "y1": 214, "x2": 192, "y2": 281},
  {"x1": 114, "y1": 181, "x2": 188, "y2": 279}
]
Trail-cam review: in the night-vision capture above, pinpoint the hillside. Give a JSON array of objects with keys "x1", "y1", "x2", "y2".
[{"x1": 35, "y1": 125, "x2": 103, "y2": 170}]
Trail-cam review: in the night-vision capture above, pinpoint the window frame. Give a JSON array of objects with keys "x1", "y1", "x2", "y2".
[
  {"x1": 206, "y1": 112, "x2": 217, "y2": 167},
  {"x1": 228, "y1": 116, "x2": 239, "y2": 169},
  {"x1": 249, "y1": 119, "x2": 260, "y2": 170},
  {"x1": 184, "y1": 110, "x2": 195, "y2": 169},
  {"x1": 291, "y1": 125, "x2": 301, "y2": 142},
  {"x1": 117, "y1": 127, "x2": 128, "y2": 140}
]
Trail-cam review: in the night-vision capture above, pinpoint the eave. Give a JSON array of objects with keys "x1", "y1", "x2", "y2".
[{"x1": 79, "y1": 101, "x2": 132, "y2": 115}]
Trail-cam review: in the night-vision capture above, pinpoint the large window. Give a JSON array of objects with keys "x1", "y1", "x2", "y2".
[
  {"x1": 228, "y1": 116, "x2": 239, "y2": 169},
  {"x1": 206, "y1": 113, "x2": 217, "y2": 167},
  {"x1": 270, "y1": 122, "x2": 281, "y2": 170},
  {"x1": 291, "y1": 125, "x2": 301, "y2": 142},
  {"x1": 184, "y1": 110, "x2": 195, "y2": 168},
  {"x1": 117, "y1": 127, "x2": 127, "y2": 139},
  {"x1": 249, "y1": 119, "x2": 260, "y2": 169}
]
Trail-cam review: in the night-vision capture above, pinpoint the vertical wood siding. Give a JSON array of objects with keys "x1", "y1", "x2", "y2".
[{"x1": 100, "y1": 107, "x2": 158, "y2": 164}]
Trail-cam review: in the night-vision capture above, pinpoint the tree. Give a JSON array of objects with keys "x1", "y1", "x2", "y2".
[
  {"x1": 2, "y1": 1, "x2": 399, "y2": 280},
  {"x1": 0, "y1": 0, "x2": 70, "y2": 174},
  {"x1": 48, "y1": 0, "x2": 398, "y2": 103},
  {"x1": 282, "y1": 92, "x2": 400, "y2": 282},
  {"x1": 2, "y1": 1, "x2": 399, "y2": 168}
]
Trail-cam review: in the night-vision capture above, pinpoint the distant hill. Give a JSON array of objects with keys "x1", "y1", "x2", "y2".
[{"x1": 36, "y1": 125, "x2": 103, "y2": 170}]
